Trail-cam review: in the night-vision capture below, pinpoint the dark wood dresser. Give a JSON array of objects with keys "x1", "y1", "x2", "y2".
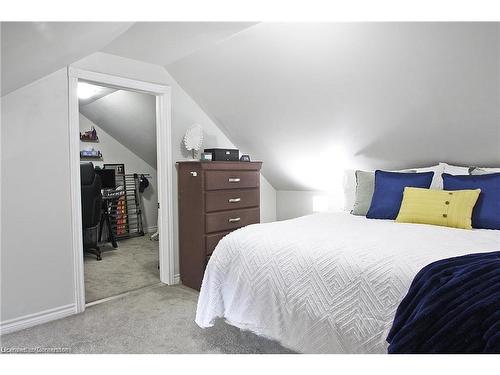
[{"x1": 177, "y1": 161, "x2": 263, "y2": 290}]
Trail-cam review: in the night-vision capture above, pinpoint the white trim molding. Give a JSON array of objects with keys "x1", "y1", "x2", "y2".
[
  {"x1": 68, "y1": 67, "x2": 169, "y2": 94},
  {"x1": 0, "y1": 304, "x2": 76, "y2": 335},
  {"x1": 68, "y1": 69, "x2": 86, "y2": 313},
  {"x1": 67, "y1": 67, "x2": 175, "y2": 315},
  {"x1": 155, "y1": 92, "x2": 175, "y2": 285},
  {"x1": 173, "y1": 273, "x2": 181, "y2": 285}
]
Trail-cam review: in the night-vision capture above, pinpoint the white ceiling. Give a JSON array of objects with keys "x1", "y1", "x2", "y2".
[
  {"x1": 78, "y1": 83, "x2": 117, "y2": 106},
  {"x1": 0, "y1": 22, "x2": 133, "y2": 95},
  {"x1": 80, "y1": 89, "x2": 157, "y2": 167},
  {"x1": 166, "y1": 22, "x2": 500, "y2": 190},
  {"x1": 101, "y1": 22, "x2": 257, "y2": 66}
]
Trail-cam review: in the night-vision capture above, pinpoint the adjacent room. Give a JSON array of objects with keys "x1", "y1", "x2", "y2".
[
  {"x1": 1, "y1": 19, "x2": 499, "y2": 358},
  {"x1": 78, "y1": 82, "x2": 160, "y2": 303}
]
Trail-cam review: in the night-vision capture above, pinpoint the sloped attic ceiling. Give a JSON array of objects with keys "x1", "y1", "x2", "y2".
[
  {"x1": 166, "y1": 23, "x2": 500, "y2": 191},
  {"x1": 1, "y1": 22, "x2": 133, "y2": 95},
  {"x1": 101, "y1": 22, "x2": 257, "y2": 66},
  {"x1": 1, "y1": 22, "x2": 255, "y2": 96},
  {"x1": 80, "y1": 89, "x2": 157, "y2": 168}
]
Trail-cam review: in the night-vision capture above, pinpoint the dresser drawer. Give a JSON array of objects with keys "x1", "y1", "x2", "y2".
[
  {"x1": 205, "y1": 231, "x2": 231, "y2": 255},
  {"x1": 205, "y1": 207, "x2": 260, "y2": 233},
  {"x1": 205, "y1": 189, "x2": 259, "y2": 212},
  {"x1": 204, "y1": 170, "x2": 260, "y2": 190}
]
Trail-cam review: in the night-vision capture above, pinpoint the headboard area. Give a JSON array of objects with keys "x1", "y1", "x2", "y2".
[{"x1": 343, "y1": 162, "x2": 500, "y2": 212}]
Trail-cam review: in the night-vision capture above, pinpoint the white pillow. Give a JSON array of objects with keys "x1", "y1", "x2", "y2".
[
  {"x1": 469, "y1": 166, "x2": 500, "y2": 174},
  {"x1": 441, "y1": 162, "x2": 470, "y2": 176},
  {"x1": 411, "y1": 164, "x2": 444, "y2": 190}
]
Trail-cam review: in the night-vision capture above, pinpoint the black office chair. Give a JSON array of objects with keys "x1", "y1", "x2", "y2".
[{"x1": 81, "y1": 163, "x2": 103, "y2": 260}]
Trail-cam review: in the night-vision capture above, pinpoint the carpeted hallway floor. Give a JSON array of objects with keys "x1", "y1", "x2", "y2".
[
  {"x1": 84, "y1": 236, "x2": 160, "y2": 302},
  {"x1": 0, "y1": 284, "x2": 293, "y2": 354}
]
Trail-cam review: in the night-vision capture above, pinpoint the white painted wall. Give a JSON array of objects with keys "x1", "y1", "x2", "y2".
[
  {"x1": 79, "y1": 114, "x2": 159, "y2": 232},
  {"x1": 277, "y1": 191, "x2": 315, "y2": 221},
  {"x1": 1, "y1": 69, "x2": 75, "y2": 322},
  {"x1": 277, "y1": 191, "x2": 340, "y2": 221},
  {"x1": 259, "y1": 175, "x2": 277, "y2": 223}
]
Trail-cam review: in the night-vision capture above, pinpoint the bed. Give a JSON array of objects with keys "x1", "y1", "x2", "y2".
[{"x1": 195, "y1": 212, "x2": 500, "y2": 353}]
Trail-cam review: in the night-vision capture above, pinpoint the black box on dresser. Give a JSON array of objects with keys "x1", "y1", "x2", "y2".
[{"x1": 203, "y1": 148, "x2": 240, "y2": 161}]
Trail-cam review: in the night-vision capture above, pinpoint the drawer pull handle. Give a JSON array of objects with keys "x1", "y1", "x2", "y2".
[
  {"x1": 228, "y1": 178, "x2": 241, "y2": 183},
  {"x1": 228, "y1": 217, "x2": 241, "y2": 223},
  {"x1": 228, "y1": 198, "x2": 241, "y2": 203}
]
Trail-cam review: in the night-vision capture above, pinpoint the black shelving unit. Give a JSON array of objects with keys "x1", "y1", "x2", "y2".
[{"x1": 108, "y1": 173, "x2": 150, "y2": 240}]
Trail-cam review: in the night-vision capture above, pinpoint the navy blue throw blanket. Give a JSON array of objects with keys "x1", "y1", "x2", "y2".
[{"x1": 387, "y1": 251, "x2": 500, "y2": 353}]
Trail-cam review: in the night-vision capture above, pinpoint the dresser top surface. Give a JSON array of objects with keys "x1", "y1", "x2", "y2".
[{"x1": 176, "y1": 161, "x2": 262, "y2": 171}]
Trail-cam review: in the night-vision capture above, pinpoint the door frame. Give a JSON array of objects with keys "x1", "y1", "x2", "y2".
[{"x1": 68, "y1": 67, "x2": 175, "y2": 313}]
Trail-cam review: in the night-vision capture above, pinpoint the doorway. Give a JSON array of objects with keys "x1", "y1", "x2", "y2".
[{"x1": 68, "y1": 68, "x2": 174, "y2": 312}]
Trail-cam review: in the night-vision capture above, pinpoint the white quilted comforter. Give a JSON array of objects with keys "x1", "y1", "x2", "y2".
[{"x1": 195, "y1": 212, "x2": 500, "y2": 353}]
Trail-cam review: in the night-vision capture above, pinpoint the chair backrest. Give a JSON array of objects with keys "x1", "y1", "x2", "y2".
[{"x1": 80, "y1": 163, "x2": 102, "y2": 229}]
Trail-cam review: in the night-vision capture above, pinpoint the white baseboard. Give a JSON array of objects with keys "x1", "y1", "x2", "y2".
[
  {"x1": 0, "y1": 304, "x2": 76, "y2": 335},
  {"x1": 173, "y1": 273, "x2": 180, "y2": 285}
]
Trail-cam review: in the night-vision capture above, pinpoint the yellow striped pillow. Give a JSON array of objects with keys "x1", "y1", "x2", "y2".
[{"x1": 396, "y1": 187, "x2": 481, "y2": 229}]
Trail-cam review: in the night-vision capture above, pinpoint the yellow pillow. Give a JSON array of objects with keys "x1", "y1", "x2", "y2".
[{"x1": 396, "y1": 187, "x2": 481, "y2": 229}]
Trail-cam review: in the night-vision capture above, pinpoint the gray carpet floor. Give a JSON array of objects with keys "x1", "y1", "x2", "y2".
[
  {"x1": 0, "y1": 284, "x2": 293, "y2": 354},
  {"x1": 84, "y1": 236, "x2": 160, "y2": 302}
]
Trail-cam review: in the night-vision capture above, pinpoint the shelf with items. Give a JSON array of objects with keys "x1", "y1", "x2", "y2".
[
  {"x1": 80, "y1": 148, "x2": 103, "y2": 160},
  {"x1": 80, "y1": 156, "x2": 103, "y2": 161},
  {"x1": 80, "y1": 126, "x2": 99, "y2": 142}
]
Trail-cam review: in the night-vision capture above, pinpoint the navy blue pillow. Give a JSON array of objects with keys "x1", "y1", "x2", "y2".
[
  {"x1": 442, "y1": 172, "x2": 500, "y2": 230},
  {"x1": 366, "y1": 170, "x2": 434, "y2": 220}
]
